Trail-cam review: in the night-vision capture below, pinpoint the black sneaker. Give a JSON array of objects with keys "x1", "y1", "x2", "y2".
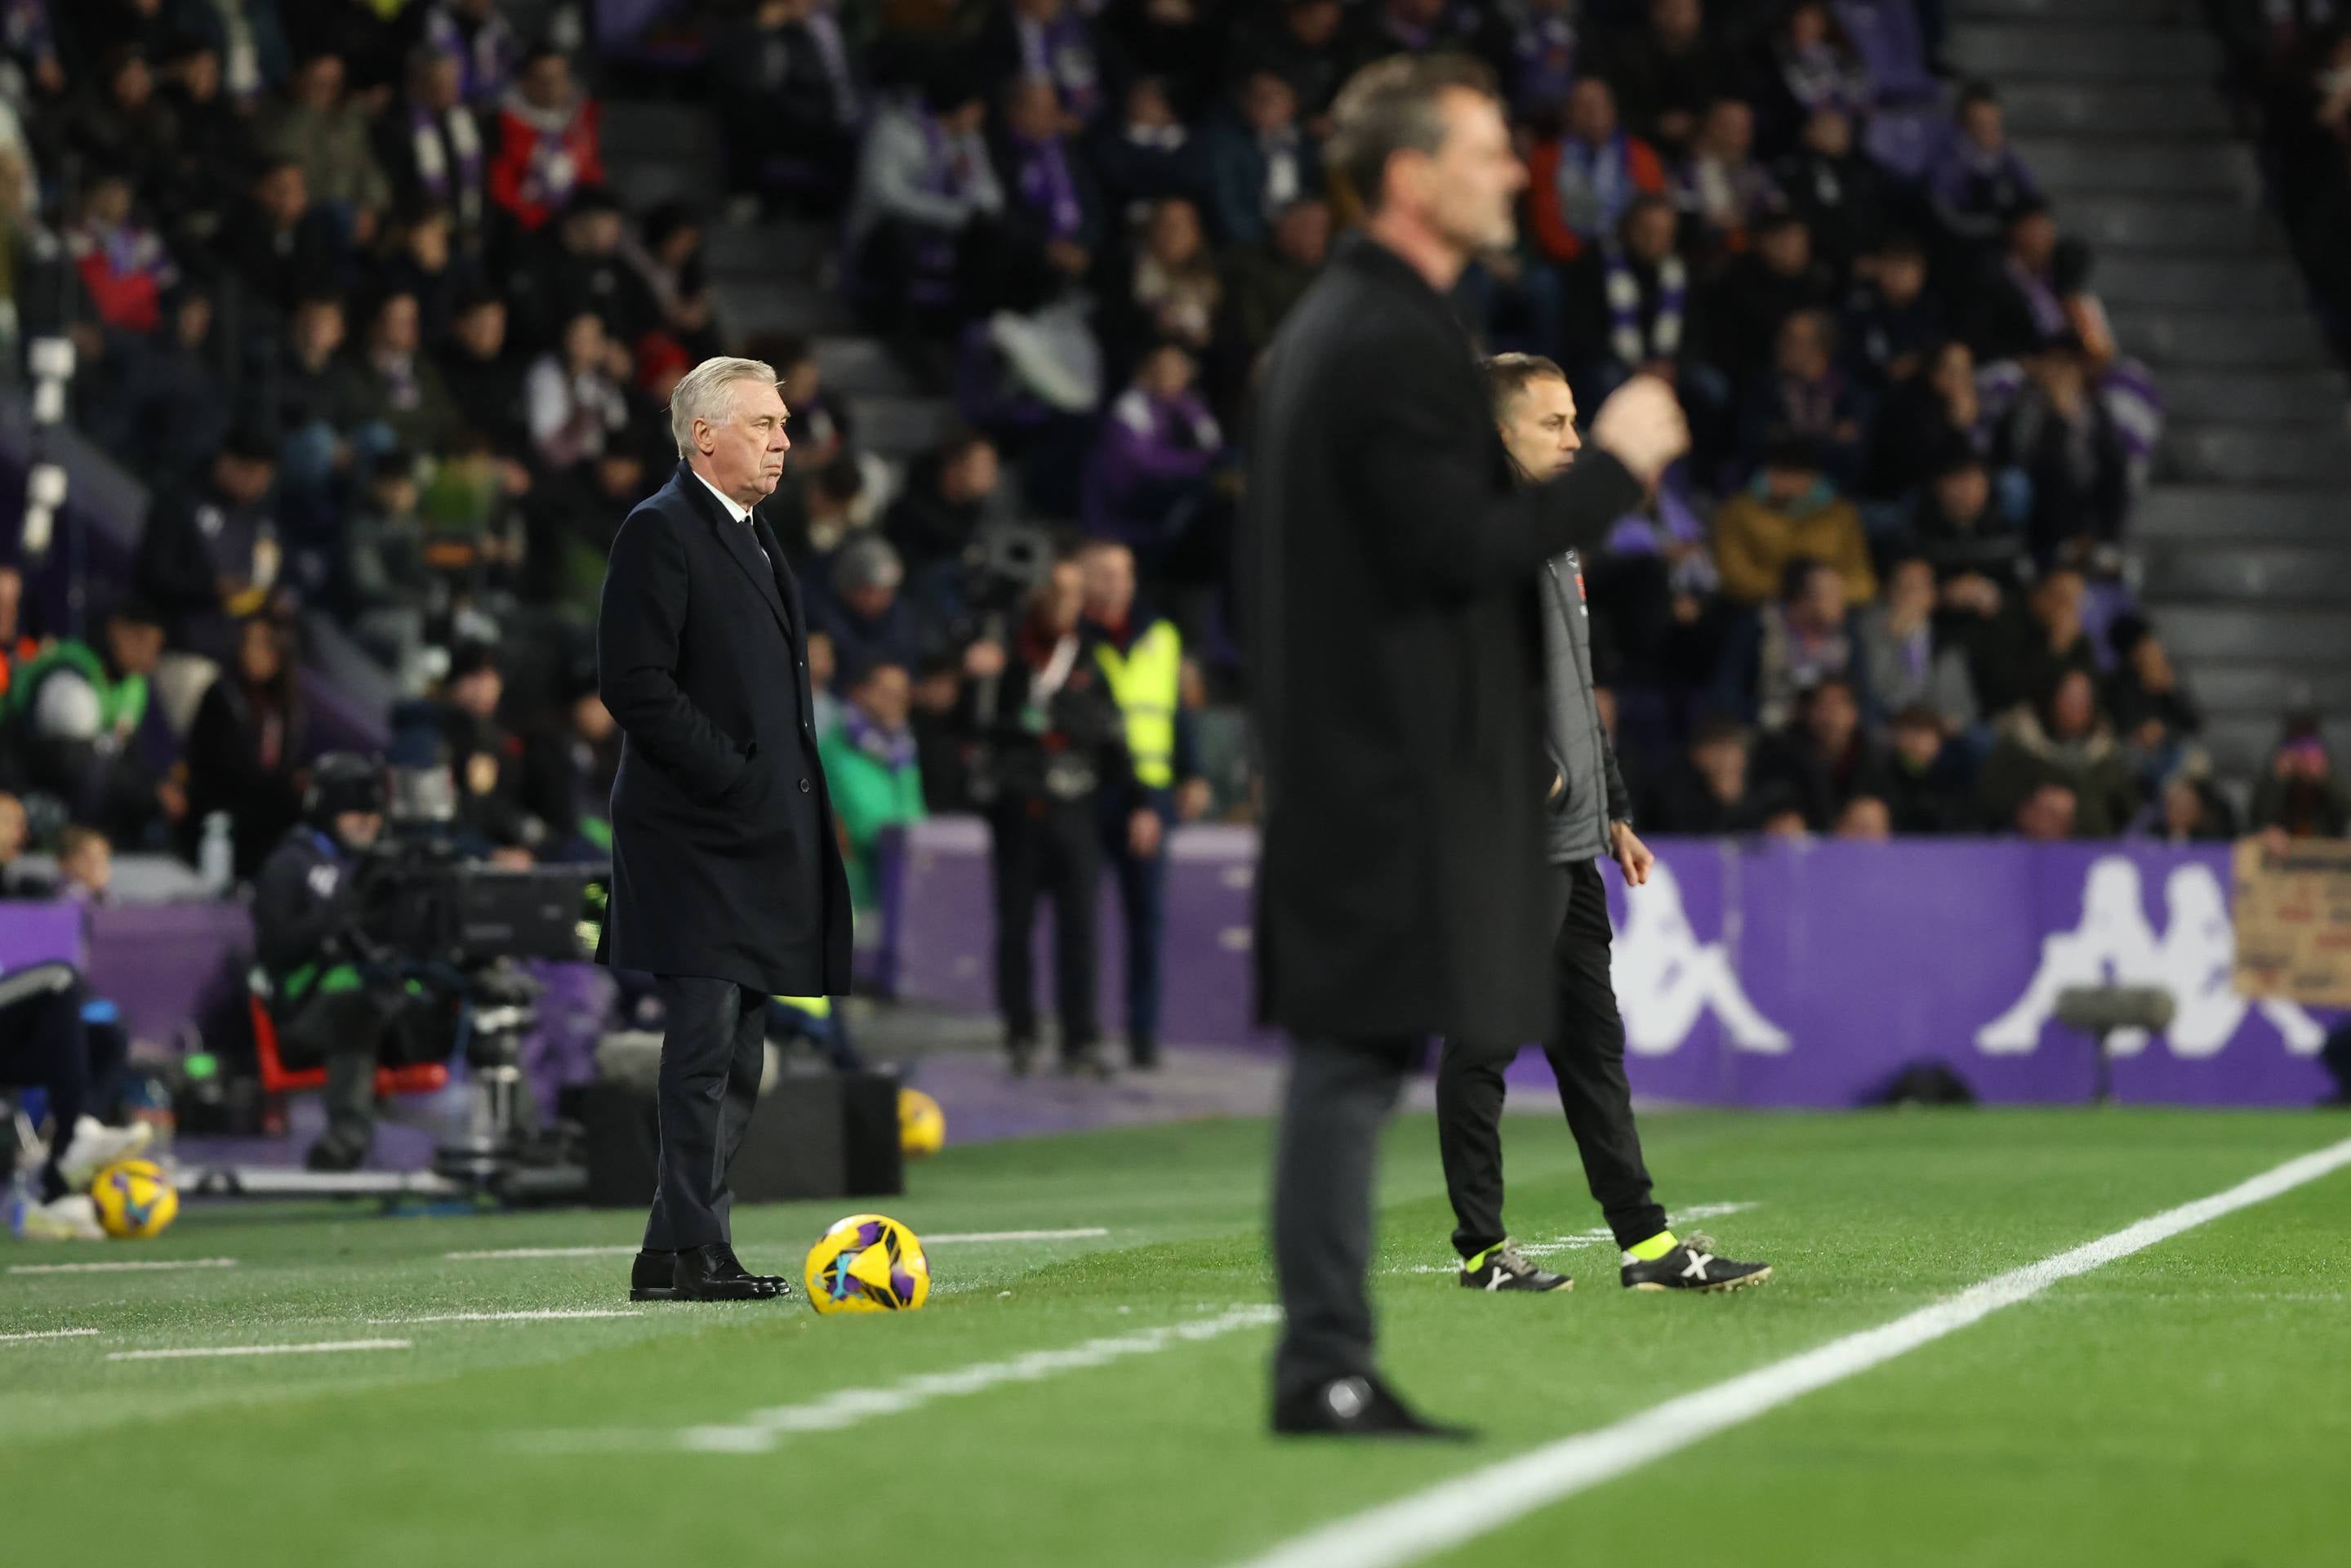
[
  {"x1": 1620, "y1": 1232, "x2": 1772, "y2": 1293},
  {"x1": 1271, "y1": 1374, "x2": 1476, "y2": 1440},
  {"x1": 1459, "y1": 1241, "x2": 1572, "y2": 1293}
]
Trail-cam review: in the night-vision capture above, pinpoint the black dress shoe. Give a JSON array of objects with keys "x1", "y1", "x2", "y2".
[
  {"x1": 670, "y1": 1243, "x2": 792, "y2": 1303},
  {"x1": 629, "y1": 1249, "x2": 679, "y2": 1302},
  {"x1": 1271, "y1": 1374, "x2": 1476, "y2": 1440}
]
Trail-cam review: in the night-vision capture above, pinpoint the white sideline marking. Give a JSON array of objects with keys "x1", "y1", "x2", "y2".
[
  {"x1": 367, "y1": 1310, "x2": 647, "y2": 1325},
  {"x1": 1231, "y1": 1135, "x2": 2351, "y2": 1568},
  {"x1": 0, "y1": 1328, "x2": 101, "y2": 1343},
  {"x1": 521, "y1": 1306, "x2": 1279, "y2": 1456},
  {"x1": 8, "y1": 1257, "x2": 237, "y2": 1276},
  {"x1": 107, "y1": 1339, "x2": 412, "y2": 1362},
  {"x1": 1400, "y1": 1203, "x2": 1760, "y2": 1275},
  {"x1": 443, "y1": 1228, "x2": 1110, "y2": 1261}
]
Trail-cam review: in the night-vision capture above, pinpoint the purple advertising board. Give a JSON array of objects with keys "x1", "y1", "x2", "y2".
[{"x1": 894, "y1": 822, "x2": 2341, "y2": 1107}]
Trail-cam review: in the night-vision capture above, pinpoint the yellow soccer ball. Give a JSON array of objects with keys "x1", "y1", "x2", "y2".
[
  {"x1": 804, "y1": 1214, "x2": 930, "y2": 1315},
  {"x1": 898, "y1": 1088, "x2": 946, "y2": 1158},
  {"x1": 90, "y1": 1159, "x2": 178, "y2": 1241}
]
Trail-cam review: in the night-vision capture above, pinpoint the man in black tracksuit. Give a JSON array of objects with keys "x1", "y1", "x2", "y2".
[{"x1": 1436, "y1": 354, "x2": 1772, "y2": 1296}]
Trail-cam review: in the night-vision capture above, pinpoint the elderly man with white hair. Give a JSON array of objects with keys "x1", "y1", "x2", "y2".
[{"x1": 596, "y1": 355, "x2": 853, "y2": 1303}]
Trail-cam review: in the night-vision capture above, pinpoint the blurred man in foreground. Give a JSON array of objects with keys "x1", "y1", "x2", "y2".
[{"x1": 1247, "y1": 53, "x2": 1688, "y2": 1439}]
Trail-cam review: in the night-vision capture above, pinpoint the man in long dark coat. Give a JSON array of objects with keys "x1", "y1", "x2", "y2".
[
  {"x1": 597, "y1": 355, "x2": 853, "y2": 1303},
  {"x1": 1247, "y1": 54, "x2": 1691, "y2": 1437}
]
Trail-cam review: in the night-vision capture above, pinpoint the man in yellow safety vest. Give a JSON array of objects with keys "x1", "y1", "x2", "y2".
[{"x1": 1078, "y1": 540, "x2": 1209, "y2": 1069}]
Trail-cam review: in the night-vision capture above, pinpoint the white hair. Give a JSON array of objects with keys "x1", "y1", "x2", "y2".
[{"x1": 669, "y1": 355, "x2": 780, "y2": 458}]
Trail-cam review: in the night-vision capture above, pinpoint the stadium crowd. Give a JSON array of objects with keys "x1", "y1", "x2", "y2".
[{"x1": 0, "y1": 0, "x2": 2342, "y2": 915}]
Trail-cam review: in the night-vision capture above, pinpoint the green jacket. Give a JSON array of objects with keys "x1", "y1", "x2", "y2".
[
  {"x1": 817, "y1": 719, "x2": 926, "y2": 910},
  {"x1": 5, "y1": 641, "x2": 149, "y2": 735}
]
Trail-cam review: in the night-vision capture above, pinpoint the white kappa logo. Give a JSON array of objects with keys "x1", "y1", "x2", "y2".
[
  {"x1": 1612, "y1": 859, "x2": 1791, "y2": 1055},
  {"x1": 1975, "y1": 857, "x2": 2323, "y2": 1058}
]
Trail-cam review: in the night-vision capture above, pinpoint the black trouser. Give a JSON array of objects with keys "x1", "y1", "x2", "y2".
[
  {"x1": 988, "y1": 795, "x2": 1102, "y2": 1057},
  {"x1": 1271, "y1": 1033, "x2": 1418, "y2": 1402},
  {"x1": 0, "y1": 963, "x2": 118, "y2": 1201},
  {"x1": 1436, "y1": 859, "x2": 1668, "y2": 1256},
  {"x1": 643, "y1": 975, "x2": 769, "y2": 1253},
  {"x1": 278, "y1": 982, "x2": 424, "y2": 1165}
]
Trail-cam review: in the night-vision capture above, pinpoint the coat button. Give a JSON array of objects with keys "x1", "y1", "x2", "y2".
[{"x1": 798, "y1": 777, "x2": 813, "y2": 793}]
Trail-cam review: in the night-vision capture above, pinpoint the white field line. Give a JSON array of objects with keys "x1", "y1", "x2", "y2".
[
  {"x1": 365, "y1": 1309, "x2": 647, "y2": 1325},
  {"x1": 1397, "y1": 1202, "x2": 1761, "y2": 1276},
  {"x1": 8, "y1": 1257, "x2": 237, "y2": 1276},
  {"x1": 519, "y1": 1306, "x2": 1280, "y2": 1456},
  {"x1": 1230, "y1": 1135, "x2": 2351, "y2": 1568},
  {"x1": 0, "y1": 1328, "x2": 101, "y2": 1343},
  {"x1": 443, "y1": 1228, "x2": 1110, "y2": 1261},
  {"x1": 106, "y1": 1339, "x2": 412, "y2": 1362}
]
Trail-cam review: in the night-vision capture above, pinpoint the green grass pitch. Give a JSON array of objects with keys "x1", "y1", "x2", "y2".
[{"x1": 6, "y1": 1108, "x2": 2349, "y2": 1566}]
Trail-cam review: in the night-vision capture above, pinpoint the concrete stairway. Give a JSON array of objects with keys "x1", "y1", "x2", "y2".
[
  {"x1": 1952, "y1": 0, "x2": 2351, "y2": 778},
  {"x1": 597, "y1": 100, "x2": 958, "y2": 474}
]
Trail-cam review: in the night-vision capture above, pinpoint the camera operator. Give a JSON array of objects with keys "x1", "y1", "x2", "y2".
[
  {"x1": 251, "y1": 752, "x2": 448, "y2": 1171},
  {"x1": 966, "y1": 553, "x2": 1156, "y2": 1077}
]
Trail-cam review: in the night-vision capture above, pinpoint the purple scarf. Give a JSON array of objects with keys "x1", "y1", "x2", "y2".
[
  {"x1": 1603, "y1": 244, "x2": 1686, "y2": 368},
  {"x1": 1557, "y1": 131, "x2": 1636, "y2": 241},
  {"x1": 1512, "y1": 14, "x2": 1579, "y2": 113},
  {"x1": 428, "y1": 8, "x2": 519, "y2": 106},
  {"x1": 843, "y1": 706, "x2": 918, "y2": 772},
  {"x1": 1017, "y1": 11, "x2": 1100, "y2": 122},
  {"x1": 1014, "y1": 135, "x2": 1083, "y2": 239},
  {"x1": 2006, "y1": 255, "x2": 2069, "y2": 341},
  {"x1": 409, "y1": 105, "x2": 485, "y2": 228}
]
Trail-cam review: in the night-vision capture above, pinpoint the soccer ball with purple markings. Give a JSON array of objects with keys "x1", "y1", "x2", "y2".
[{"x1": 804, "y1": 1213, "x2": 931, "y2": 1315}]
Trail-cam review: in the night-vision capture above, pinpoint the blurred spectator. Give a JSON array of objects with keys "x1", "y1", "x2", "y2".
[
  {"x1": 0, "y1": 791, "x2": 46, "y2": 897},
  {"x1": 1994, "y1": 336, "x2": 2128, "y2": 569},
  {"x1": 1084, "y1": 342, "x2": 1224, "y2": 577},
  {"x1": 367, "y1": 203, "x2": 470, "y2": 343},
  {"x1": 1712, "y1": 438, "x2": 1874, "y2": 608},
  {"x1": 966, "y1": 555, "x2": 1146, "y2": 1076},
  {"x1": 1977, "y1": 667, "x2": 2138, "y2": 836},
  {"x1": 1927, "y1": 81, "x2": 2036, "y2": 252},
  {"x1": 220, "y1": 157, "x2": 342, "y2": 312},
  {"x1": 488, "y1": 45, "x2": 602, "y2": 234},
  {"x1": 1089, "y1": 77, "x2": 1209, "y2": 225},
  {"x1": 69, "y1": 46, "x2": 176, "y2": 207},
  {"x1": 2011, "y1": 780, "x2": 2077, "y2": 841},
  {"x1": 1080, "y1": 537, "x2": 1205, "y2": 1071},
  {"x1": 439, "y1": 287, "x2": 528, "y2": 456},
  {"x1": 176, "y1": 0, "x2": 293, "y2": 105},
  {"x1": 1758, "y1": 1, "x2": 1872, "y2": 148},
  {"x1": 980, "y1": 0, "x2": 1106, "y2": 128},
  {"x1": 1734, "y1": 308, "x2": 1868, "y2": 487},
  {"x1": 2105, "y1": 613, "x2": 2201, "y2": 786},
  {"x1": 422, "y1": 0, "x2": 517, "y2": 108},
  {"x1": 517, "y1": 663, "x2": 618, "y2": 861},
  {"x1": 1856, "y1": 555, "x2": 1976, "y2": 730},
  {"x1": 66, "y1": 170, "x2": 176, "y2": 336},
  {"x1": 1342, "y1": 0, "x2": 1499, "y2": 72},
  {"x1": 350, "y1": 289, "x2": 461, "y2": 457},
  {"x1": 87, "y1": 278, "x2": 229, "y2": 486},
  {"x1": 712, "y1": 0, "x2": 862, "y2": 218},
  {"x1": 525, "y1": 310, "x2": 632, "y2": 470},
  {"x1": 812, "y1": 531, "x2": 922, "y2": 681},
  {"x1": 1502, "y1": 0, "x2": 1583, "y2": 122},
  {"x1": 1604, "y1": 0, "x2": 1743, "y2": 156},
  {"x1": 1645, "y1": 714, "x2": 1770, "y2": 834},
  {"x1": 1222, "y1": 194, "x2": 1330, "y2": 379},
  {"x1": 54, "y1": 824, "x2": 110, "y2": 902},
  {"x1": 2, "y1": 598, "x2": 169, "y2": 844},
  {"x1": 2250, "y1": 716, "x2": 2351, "y2": 842},
  {"x1": 1720, "y1": 557, "x2": 1857, "y2": 730},
  {"x1": 817, "y1": 657, "x2": 926, "y2": 915},
  {"x1": 1752, "y1": 674, "x2": 1890, "y2": 831},
  {"x1": 434, "y1": 640, "x2": 528, "y2": 857},
  {"x1": 1112, "y1": 195, "x2": 1222, "y2": 368},
  {"x1": 1906, "y1": 444, "x2": 2025, "y2": 596},
  {"x1": 135, "y1": 426, "x2": 281, "y2": 660},
  {"x1": 1231, "y1": 0, "x2": 1347, "y2": 129},
  {"x1": 1974, "y1": 564, "x2": 2095, "y2": 719},
  {"x1": 2132, "y1": 772, "x2": 2237, "y2": 845},
  {"x1": 1707, "y1": 208, "x2": 1834, "y2": 380},
  {"x1": 254, "y1": 51, "x2": 390, "y2": 245},
  {"x1": 345, "y1": 457, "x2": 430, "y2": 674},
  {"x1": 510, "y1": 185, "x2": 658, "y2": 353},
  {"x1": 521, "y1": 445, "x2": 642, "y2": 625},
  {"x1": 1675, "y1": 96, "x2": 1775, "y2": 258},
  {"x1": 1881, "y1": 702, "x2": 1973, "y2": 833},
  {"x1": 994, "y1": 74, "x2": 1102, "y2": 298},
  {"x1": 846, "y1": 69, "x2": 1005, "y2": 337},
  {"x1": 621, "y1": 202, "x2": 719, "y2": 363},
  {"x1": 180, "y1": 612, "x2": 305, "y2": 879},
  {"x1": 1529, "y1": 76, "x2": 1668, "y2": 266},
  {"x1": 1772, "y1": 107, "x2": 1884, "y2": 277},
  {"x1": 1863, "y1": 336, "x2": 1980, "y2": 501},
  {"x1": 1968, "y1": 198, "x2": 2071, "y2": 363},
  {"x1": 1204, "y1": 69, "x2": 1315, "y2": 248},
  {"x1": 1832, "y1": 794, "x2": 1890, "y2": 840},
  {"x1": 379, "y1": 43, "x2": 490, "y2": 254},
  {"x1": 1842, "y1": 233, "x2": 1944, "y2": 390},
  {"x1": 885, "y1": 427, "x2": 1001, "y2": 572},
  {"x1": 765, "y1": 336, "x2": 853, "y2": 471},
  {"x1": 1569, "y1": 194, "x2": 1705, "y2": 399}
]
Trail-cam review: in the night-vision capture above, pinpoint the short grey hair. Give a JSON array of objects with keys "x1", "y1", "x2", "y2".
[{"x1": 669, "y1": 355, "x2": 780, "y2": 458}]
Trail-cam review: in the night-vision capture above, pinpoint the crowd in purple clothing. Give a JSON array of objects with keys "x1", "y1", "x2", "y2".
[{"x1": 4, "y1": 0, "x2": 2339, "y2": 872}]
